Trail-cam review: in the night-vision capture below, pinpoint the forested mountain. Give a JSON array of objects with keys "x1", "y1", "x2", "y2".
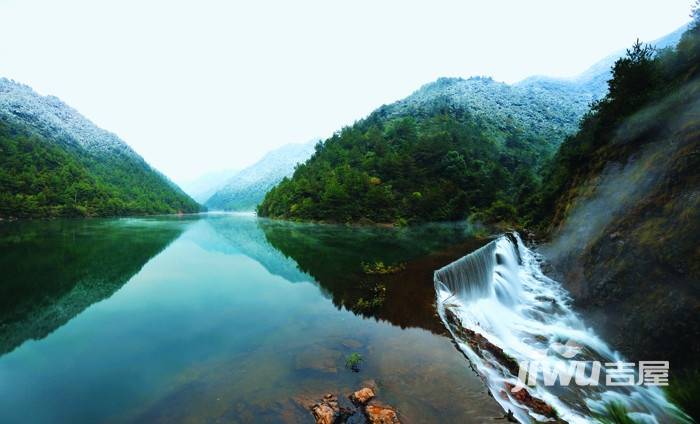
[
  {"x1": 205, "y1": 140, "x2": 316, "y2": 211},
  {"x1": 372, "y1": 75, "x2": 597, "y2": 147},
  {"x1": 0, "y1": 79, "x2": 200, "y2": 218},
  {"x1": 255, "y1": 64, "x2": 604, "y2": 223},
  {"x1": 257, "y1": 25, "x2": 687, "y2": 224}
]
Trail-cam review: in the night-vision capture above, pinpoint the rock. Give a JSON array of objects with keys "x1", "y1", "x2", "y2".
[
  {"x1": 364, "y1": 404, "x2": 400, "y2": 424},
  {"x1": 350, "y1": 387, "x2": 375, "y2": 405},
  {"x1": 306, "y1": 393, "x2": 358, "y2": 424},
  {"x1": 445, "y1": 309, "x2": 520, "y2": 377},
  {"x1": 341, "y1": 338, "x2": 363, "y2": 350},
  {"x1": 504, "y1": 383, "x2": 563, "y2": 422},
  {"x1": 304, "y1": 388, "x2": 398, "y2": 424},
  {"x1": 311, "y1": 403, "x2": 335, "y2": 424},
  {"x1": 310, "y1": 394, "x2": 339, "y2": 424}
]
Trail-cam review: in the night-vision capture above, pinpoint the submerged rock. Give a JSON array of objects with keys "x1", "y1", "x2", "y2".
[
  {"x1": 350, "y1": 387, "x2": 375, "y2": 405},
  {"x1": 364, "y1": 404, "x2": 400, "y2": 424},
  {"x1": 340, "y1": 338, "x2": 363, "y2": 350},
  {"x1": 294, "y1": 346, "x2": 342, "y2": 373},
  {"x1": 310, "y1": 394, "x2": 341, "y2": 424},
  {"x1": 304, "y1": 387, "x2": 400, "y2": 424}
]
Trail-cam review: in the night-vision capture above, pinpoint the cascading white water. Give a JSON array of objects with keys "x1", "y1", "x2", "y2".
[{"x1": 434, "y1": 233, "x2": 689, "y2": 424}]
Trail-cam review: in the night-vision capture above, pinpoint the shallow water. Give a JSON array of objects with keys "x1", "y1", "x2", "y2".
[{"x1": 0, "y1": 214, "x2": 502, "y2": 423}]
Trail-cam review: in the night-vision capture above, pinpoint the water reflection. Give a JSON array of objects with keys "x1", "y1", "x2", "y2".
[
  {"x1": 258, "y1": 218, "x2": 488, "y2": 332},
  {"x1": 0, "y1": 217, "x2": 192, "y2": 354},
  {"x1": 194, "y1": 214, "x2": 312, "y2": 284},
  {"x1": 0, "y1": 214, "x2": 502, "y2": 423}
]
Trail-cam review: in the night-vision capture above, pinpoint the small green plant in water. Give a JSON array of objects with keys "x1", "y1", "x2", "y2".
[
  {"x1": 361, "y1": 261, "x2": 406, "y2": 275},
  {"x1": 345, "y1": 352, "x2": 363, "y2": 372}
]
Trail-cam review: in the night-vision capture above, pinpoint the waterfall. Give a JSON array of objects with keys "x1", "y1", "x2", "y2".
[{"x1": 434, "y1": 233, "x2": 689, "y2": 424}]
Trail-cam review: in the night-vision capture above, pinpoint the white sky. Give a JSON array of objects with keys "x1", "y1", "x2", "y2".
[{"x1": 0, "y1": 0, "x2": 692, "y2": 182}]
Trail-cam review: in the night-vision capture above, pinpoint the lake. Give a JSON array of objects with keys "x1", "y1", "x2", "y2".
[{"x1": 0, "y1": 213, "x2": 503, "y2": 423}]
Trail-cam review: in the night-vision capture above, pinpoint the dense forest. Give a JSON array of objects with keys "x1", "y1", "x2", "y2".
[
  {"x1": 258, "y1": 21, "x2": 700, "y2": 229},
  {"x1": 0, "y1": 79, "x2": 201, "y2": 218},
  {"x1": 255, "y1": 75, "x2": 588, "y2": 224},
  {"x1": 258, "y1": 112, "x2": 548, "y2": 223},
  {"x1": 0, "y1": 120, "x2": 200, "y2": 218}
]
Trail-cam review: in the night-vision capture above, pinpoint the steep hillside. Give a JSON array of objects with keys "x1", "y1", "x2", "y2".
[
  {"x1": 259, "y1": 107, "x2": 559, "y2": 223},
  {"x1": 205, "y1": 141, "x2": 316, "y2": 211},
  {"x1": 531, "y1": 22, "x2": 700, "y2": 407},
  {"x1": 0, "y1": 79, "x2": 200, "y2": 218}
]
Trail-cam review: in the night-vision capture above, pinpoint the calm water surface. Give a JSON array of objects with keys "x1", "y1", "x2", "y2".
[{"x1": 0, "y1": 214, "x2": 503, "y2": 423}]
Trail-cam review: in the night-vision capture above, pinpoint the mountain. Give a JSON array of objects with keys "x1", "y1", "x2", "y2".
[
  {"x1": 0, "y1": 78, "x2": 200, "y2": 218},
  {"x1": 257, "y1": 25, "x2": 688, "y2": 225},
  {"x1": 205, "y1": 140, "x2": 317, "y2": 211},
  {"x1": 254, "y1": 66, "x2": 592, "y2": 224},
  {"x1": 178, "y1": 168, "x2": 239, "y2": 203},
  {"x1": 252, "y1": 73, "x2": 587, "y2": 223},
  {"x1": 373, "y1": 75, "x2": 597, "y2": 147},
  {"x1": 382, "y1": 26, "x2": 690, "y2": 147},
  {"x1": 257, "y1": 102, "x2": 557, "y2": 223},
  {"x1": 569, "y1": 23, "x2": 690, "y2": 95},
  {"x1": 514, "y1": 24, "x2": 689, "y2": 106}
]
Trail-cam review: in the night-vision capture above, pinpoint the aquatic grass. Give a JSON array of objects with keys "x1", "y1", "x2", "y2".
[
  {"x1": 353, "y1": 283, "x2": 386, "y2": 312},
  {"x1": 361, "y1": 261, "x2": 406, "y2": 275},
  {"x1": 345, "y1": 352, "x2": 363, "y2": 372}
]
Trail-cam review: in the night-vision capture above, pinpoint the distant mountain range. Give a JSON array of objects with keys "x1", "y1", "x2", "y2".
[
  {"x1": 0, "y1": 78, "x2": 200, "y2": 218},
  {"x1": 178, "y1": 169, "x2": 239, "y2": 203},
  {"x1": 204, "y1": 140, "x2": 317, "y2": 211},
  {"x1": 566, "y1": 23, "x2": 689, "y2": 95}
]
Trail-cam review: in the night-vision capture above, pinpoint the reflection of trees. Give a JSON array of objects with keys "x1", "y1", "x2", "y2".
[
  {"x1": 0, "y1": 218, "x2": 190, "y2": 355},
  {"x1": 258, "y1": 219, "x2": 484, "y2": 334}
]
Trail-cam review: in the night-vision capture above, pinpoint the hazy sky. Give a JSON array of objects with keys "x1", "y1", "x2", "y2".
[{"x1": 0, "y1": 0, "x2": 692, "y2": 182}]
